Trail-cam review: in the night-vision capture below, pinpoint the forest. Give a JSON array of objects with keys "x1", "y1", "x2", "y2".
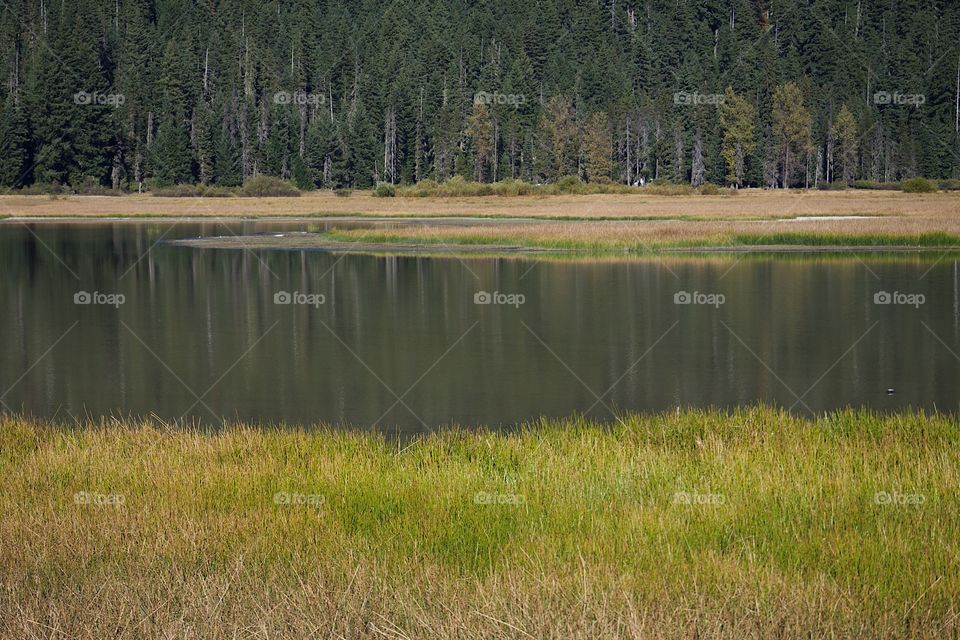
[{"x1": 0, "y1": 0, "x2": 958, "y2": 191}]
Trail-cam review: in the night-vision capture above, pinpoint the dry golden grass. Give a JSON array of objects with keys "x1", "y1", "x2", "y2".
[
  {"x1": 2, "y1": 407, "x2": 958, "y2": 639},
  {"x1": 1, "y1": 189, "x2": 959, "y2": 221}
]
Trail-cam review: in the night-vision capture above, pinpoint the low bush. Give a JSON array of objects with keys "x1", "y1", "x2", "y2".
[
  {"x1": 851, "y1": 180, "x2": 901, "y2": 190},
  {"x1": 938, "y1": 179, "x2": 960, "y2": 191},
  {"x1": 17, "y1": 182, "x2": 68, "y2": 195},
  {"x1": 152, "y1": 184, "x2": 207, "y2": 197},
  {"x1": 554, "y1": 175, "x2": 585, "y2": 194},
  {"x1": 239, "y1": 175, "x2": 300, "y2": 197},
  {"x1": 817, "y1": 180, "x2": 849, "y2": 191},
  {"x1": 698, "y1": 183, "x2": 720, "y2": 195},
  {"x1": 373, "y1": 182, "x2": 396, "y2": 197},
  {"x1": 901, "y1": 177, "x2": 937, "y2": 193},
  {"x1": 333, "y1": 188, "x2": 353, "y2": 197},
  {"x1": 395, "y1": 179, "x2": 438, "y2": 197},
  {"x1": 151, "y1": 184, "x2": 236, "y2": 197},
  {"x1": 74, "y1": 177, "x2": 122, "y2": 196}
]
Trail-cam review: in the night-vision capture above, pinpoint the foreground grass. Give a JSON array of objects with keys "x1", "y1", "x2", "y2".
[{"x1": 1, "y1": 407, "x2": 958, "y2": 638}]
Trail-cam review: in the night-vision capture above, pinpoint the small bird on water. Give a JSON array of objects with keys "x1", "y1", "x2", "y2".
[{"x1": 886, "y1": 388, "x2": 895, "y2": 395}]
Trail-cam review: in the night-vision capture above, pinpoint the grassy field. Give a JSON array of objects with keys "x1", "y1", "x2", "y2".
[
  {"x1": 1, "y1": 188, "x2": 959, "y2": 221},
  {"x1": 2, "y1": 407, "x2": 958, "y2": 638}
]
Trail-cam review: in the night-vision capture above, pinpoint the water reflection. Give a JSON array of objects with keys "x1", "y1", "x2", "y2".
[{"x1": 1, "y1": 221, "x2": 957, "y2": 434}]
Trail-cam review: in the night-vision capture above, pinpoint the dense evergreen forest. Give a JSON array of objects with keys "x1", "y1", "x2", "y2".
[{"x1": 0, "y1": 0, "x2": 958, "y2": 191}]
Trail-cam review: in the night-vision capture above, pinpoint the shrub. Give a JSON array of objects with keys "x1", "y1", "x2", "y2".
[
  {"x1": 151, "y1": 184, "x2": 236, "y2": 197},
  {"x1": 152, "y1": 184, "x2": 206, "y2": 197},
  {"x1": 554, "y1": 175, "x2": 584, "y2": 194},
  {"x1": 440, "y1": 175, "x2": 474, "y2": 196},
  {"x1": 18, "y1": 182, "x2": 67, "y2": 195},
  {"x1": 74, "y1": 177, "x2": 121, "y2": 196},
  {"x1": 817, "y1": 180, "x2": 849, "y2": 191},
  {"x1": 938, "y1": 179, "x2": 960, "y2": 191},
  {"x1": 334, "y1": 188, "x2": 353, "y2": 197},
  {"x1": 395, "y1": 179, "x2": 437, "y2": 197},
  {"x1": 901, "y1": 177, "x2": 937, "y2": 193},
  {"x1": 373, "y1": 182, "x2": 396, "y2": 197},
  {"x1": 494, "y1": 179, "x2": 537, "y2": 196},
  {"x1": 643, "y1": 182, "x2": 694, "y2": 196},
  {"x1": 698, "y1": 183, "x2": 720, "y2": 195},
  {"x1": 239, "y1": 175, "x2": 300, "y2": 197},
  {"x1": 851, "y1": 180, "x2": 900, "y2": 191},
  {"x1": 202, "y1": 186, "x2": 235, "y2": 197}
]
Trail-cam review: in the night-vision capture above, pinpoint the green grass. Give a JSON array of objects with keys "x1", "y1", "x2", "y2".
[
  {"x1": 324, "y1": 227, "x2": 960, "y2": 255},
  {"x1": 728, "y1": 231, "x2": 960, "y2": 247},
  {"x1": 1, "y1": 406, "x2": 958, "y2": 637}
]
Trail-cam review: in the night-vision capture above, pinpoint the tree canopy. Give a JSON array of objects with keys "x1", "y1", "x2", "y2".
[{"x1": 0, "y1": 0, "x2": 957, "y2": 190}]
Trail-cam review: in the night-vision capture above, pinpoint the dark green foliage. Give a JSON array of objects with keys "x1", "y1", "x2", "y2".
[
  {"x1": 0, "y1": 0, "x2": 957, "y2": 189},
  {"x1": 0, "y1": 96, "x2": 29, "y2": 187}
]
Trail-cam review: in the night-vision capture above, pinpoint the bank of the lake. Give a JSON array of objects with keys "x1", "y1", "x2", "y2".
[{"x1": 2, "y1": 407, "x2": 957, "y2": 639}]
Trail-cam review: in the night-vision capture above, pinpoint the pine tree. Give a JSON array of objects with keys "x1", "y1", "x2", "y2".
[
  {"x1": 719, "y1": 88, "x2": 757, "y2": 187},
  {"x1": 832, "y1": 105, "x2": 858, "y2": 184},
  {"x1": 466, "y1": 101, "x2": 494, "y2": 182},
  {"x1": 149, "y1": 40, "x2": 193, "y2": 185},
  {"x1": 582, "y1": 111, "x2": 613, "y2": 183},
  {"x1": 213, "y1": 118, "x2": 242, "y2": 187},
  {"x1": 536, "y1": 95, "x2": 575, "y2": 181},
  {"x1": 0, "y1": 96, "x2": 29, "y2": 186},
  {"x1": 772, "y1": 82, "x2": 812, "y2": 187}
]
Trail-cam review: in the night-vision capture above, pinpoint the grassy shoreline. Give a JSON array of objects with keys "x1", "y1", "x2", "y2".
[
  {"x1": 322, "y1": 227, "x2": 960, "y2": 253},
  {"x1": 2, "y1": 407, "x2": 958, "y2": 638}
]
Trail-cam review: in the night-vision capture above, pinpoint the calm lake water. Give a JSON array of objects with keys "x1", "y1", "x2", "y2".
[{"x1": 1, "y1": 220, "x2": 958, "y2": 434}]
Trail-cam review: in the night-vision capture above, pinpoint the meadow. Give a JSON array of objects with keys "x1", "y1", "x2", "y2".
[
  {"x1": 2, "y1": 407, "x2": 957, "y2": 638},
  {"x1": 1, "y1": 188, "x2": 959, "y2": 223}
]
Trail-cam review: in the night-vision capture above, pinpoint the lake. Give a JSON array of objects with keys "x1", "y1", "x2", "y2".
[{"x1": 1, "y1": 220, "x2": 957, "y2": 434}]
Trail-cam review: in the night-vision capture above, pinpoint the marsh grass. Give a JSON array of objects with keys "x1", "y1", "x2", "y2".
[
  {"x1": 1, "y1": 407, "x2": 958, "y2": 638},
  {"x1": 325, "y1": 224, "x2": 960, "y2": 254}
]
